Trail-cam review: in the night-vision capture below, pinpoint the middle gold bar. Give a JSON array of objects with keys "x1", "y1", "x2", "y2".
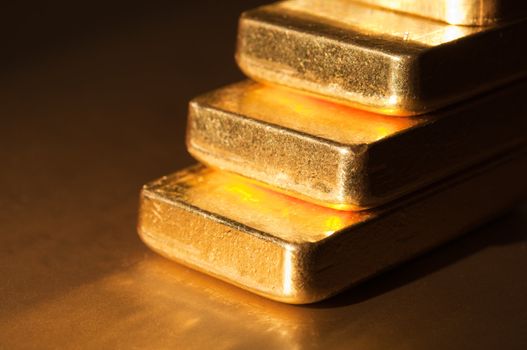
[{"x1": 187, "y1": 80, "x2": 526, "y2": 210}]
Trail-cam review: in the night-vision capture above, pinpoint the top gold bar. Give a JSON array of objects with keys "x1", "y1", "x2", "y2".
[
  {"x1": 236, "y1": 0, "x2": 527, "y2": 116},
  {"x1": 353, "y1": 0, "x2": 527, "y2": 26}
]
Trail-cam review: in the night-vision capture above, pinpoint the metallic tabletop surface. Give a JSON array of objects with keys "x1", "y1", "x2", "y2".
[{"x1": 1, "y1": 2, "x2": 526, "y2": 349}]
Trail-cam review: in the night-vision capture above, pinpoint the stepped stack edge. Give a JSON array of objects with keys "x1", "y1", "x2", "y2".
[{"x1": 138, "y1": 150, "x2": 526, "y2": 304}]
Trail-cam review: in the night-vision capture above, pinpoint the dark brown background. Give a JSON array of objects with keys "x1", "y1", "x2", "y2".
[{"x1": 1, "y1": 1, "x2": 526, "y2": 349}]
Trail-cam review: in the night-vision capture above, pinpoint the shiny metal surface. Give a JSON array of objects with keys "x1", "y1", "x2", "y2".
[
  {"x1": 138, "y1": 153, "x2": 526, "y2": 304},
  {"x1": 188, "y1": 80, "x2": 526, "y2": 209},
  {"x1": 236, "y1": 0, "x2": 527, "y2": 115},
  {"x1": 3, "y1": 2, "x2": 527, "y2": 348},
  {"x1": 353, "y1": 0, "x2": 527, "y2": 26}
]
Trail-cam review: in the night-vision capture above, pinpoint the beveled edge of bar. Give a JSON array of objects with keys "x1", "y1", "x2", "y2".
[{"x1": 352, "y1": 0, "x2": 527, "y2": 26}]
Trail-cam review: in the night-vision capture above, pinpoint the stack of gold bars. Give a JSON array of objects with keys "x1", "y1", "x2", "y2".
[{"x1": 138, "y1": 0, "x2": 527, "y2": 304}]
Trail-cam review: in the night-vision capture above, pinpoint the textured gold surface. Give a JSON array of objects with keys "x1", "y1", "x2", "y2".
[
  {"x1": 5, "y1": 3, "x2": 527, "y2": 347},
  {"x1": 236, "y1": 0, "x2": 527, "y2": 115},
  {"x1": 187, "y1": 80, "x2": 526, "y2": 209},
  {"x1": 353, "y1": 0, "x2": 527, "y2": 26},
  {"x1": 138, "y1": 151, "x2": 526, "y2": 304}
]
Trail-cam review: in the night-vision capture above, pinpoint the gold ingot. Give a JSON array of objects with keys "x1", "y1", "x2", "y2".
[
  {"x1": 138, "y1": 151, "x2": 526, "y2": 304},
  {"x1": 353, "y1": 0, "x2": 527, "y2": 26},
  {"x1": 187, "y1": 80, "x2": 526, "y2": 210},
  {"x1": 236, "y1": 0, "x2": 527, "y2": 116}
]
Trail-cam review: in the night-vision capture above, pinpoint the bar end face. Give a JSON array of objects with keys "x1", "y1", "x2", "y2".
[{"x1": 137, "y1": 166, "x2": 368, "y2": 304}]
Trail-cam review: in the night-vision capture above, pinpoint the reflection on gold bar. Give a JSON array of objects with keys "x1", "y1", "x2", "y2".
[
  {"x1": 138, "y1": 152, "x2": 526, "y2": 304},
  {"x1": 353, "y1": 0, "x2": 527, "y2": 26},
  {"x1": 187, "y1": 80, "x2": 526, "y2": 209},
  {"x1": 236, "y1": 0, "x2": 527, "y2": 115}
]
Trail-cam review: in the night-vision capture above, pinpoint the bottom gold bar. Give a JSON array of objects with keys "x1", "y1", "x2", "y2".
[{"x1": 138, "y1": 150, "x2": 526, "y2": 304}]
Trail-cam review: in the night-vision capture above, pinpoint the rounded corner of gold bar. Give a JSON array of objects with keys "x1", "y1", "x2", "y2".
[
  {"x1": 265, "y1": 290, "x2": 334, "y2": 305},
  {"x1": 256, "y1": 268, "x2": 340, "y2": 304},
  {"x1": 233, "y1": 53, "x2": 254, "y2": 80},
  {"x1": 185, "y1": 130, "x2": 197, "y2": 154},
  {"x1": 187, "y1": 97, "x2": 200, "y2": 111},
  {"x1": 138, "y1": 183, "x2": 153, "y2": 201},
  {"x1": 237, "y1": 10, "x2": 261, "y2": 34},
  {"x1": 380, "y1": 102, "x2": 430, "y2": 117},
  {"x1": 136, "y1": 225, "x2": 150, "y2": 248}
]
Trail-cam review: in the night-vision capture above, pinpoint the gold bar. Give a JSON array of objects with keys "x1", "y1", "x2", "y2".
[
  {"x1": 352, "y1": 0, "x2": 527, "y2": 26},
  {"x1": 187, "y1": 80, "x2": 526, "y2": 210},
  {"x1": 138, "y1": 151, "x2": 526, "y2": 304},
  {"x1": 236, "y1": 0, "x2": 527, "y2": 116}
]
